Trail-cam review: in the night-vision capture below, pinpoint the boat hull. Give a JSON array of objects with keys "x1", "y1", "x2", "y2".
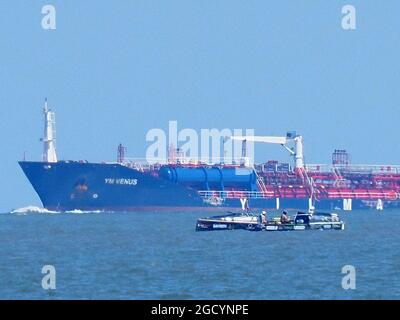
[{"x1": 196, "y1": 212, "x2": 345, "y2": 232}]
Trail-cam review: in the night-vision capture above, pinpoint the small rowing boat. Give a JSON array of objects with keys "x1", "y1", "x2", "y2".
[{"x1": 195, "y1": 211, "x2": 344, "y2": 231}]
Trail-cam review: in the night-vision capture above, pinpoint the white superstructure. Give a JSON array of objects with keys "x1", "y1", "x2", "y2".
[{"x1": 41, "y1": 98, "x2": 58, "y2": 163}]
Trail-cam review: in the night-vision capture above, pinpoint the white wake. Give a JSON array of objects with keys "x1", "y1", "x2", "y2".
[
  {"x1": 10, "y1": 206, "x2": 103, "y2": 215},
  {"x1": 64, "y1": 209, "x2": 103, "y2": 214},
  {"x1": 10, "y1": 205, "x2": 59, "y2": 215}
]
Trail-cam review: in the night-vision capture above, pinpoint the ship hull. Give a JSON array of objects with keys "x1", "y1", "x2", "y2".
[
  {"x1": 19, "y1": 161, "x2": 400, "y2": 212},
  {"x1": 19, "y1": 161, "x2": 208, "y2": 211}
]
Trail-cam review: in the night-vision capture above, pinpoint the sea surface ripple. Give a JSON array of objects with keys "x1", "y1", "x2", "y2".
[{"x1": 0, "y1": 207, "x2": 399, "y2": 299}]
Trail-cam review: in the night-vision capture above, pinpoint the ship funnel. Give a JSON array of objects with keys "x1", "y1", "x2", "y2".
[{"x1": 41, "y1": 98, "x2": 58, "y2": 163}]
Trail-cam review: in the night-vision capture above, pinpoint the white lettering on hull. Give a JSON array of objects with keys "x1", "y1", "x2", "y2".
[{"x1": 105, "y1": 178, "x2": 138, "y2": 186}]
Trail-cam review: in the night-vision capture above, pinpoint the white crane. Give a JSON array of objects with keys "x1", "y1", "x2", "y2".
[
  {"x1": 230, "y1": 132, "x2": 318, "y2": 212},
  {"x1": 230, "y1": 132, "x2": 304, "y2": 170}
]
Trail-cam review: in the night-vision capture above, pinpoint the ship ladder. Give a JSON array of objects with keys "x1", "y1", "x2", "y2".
[
  {"x1": 256, "y1": 175, "x2": 268, "y2": 198},
  {"x1": 303, "y1": 167, "x2": 319, "y2": 201},
  {"x1": 333, "y1": 167, "x2": 345, "y2": 188}
]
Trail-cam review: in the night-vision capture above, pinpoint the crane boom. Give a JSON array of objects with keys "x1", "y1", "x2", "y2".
[
  {"x1": 230, "y1": 133, "x2": 304, "y2": 169},
  {"x1": 230, "y1": 135, "x2": 287, "y2": 145}
]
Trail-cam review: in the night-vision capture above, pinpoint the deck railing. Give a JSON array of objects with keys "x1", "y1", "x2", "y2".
[
  {"x1": 198, "y1": 190, "x2": 275, "y2": 199},
  {"x1": 306, "y1": 164, "x2": 400, "y2": 174},
  {"x1": 116, "y1": 159, "x2": 400, "y2": 175}
]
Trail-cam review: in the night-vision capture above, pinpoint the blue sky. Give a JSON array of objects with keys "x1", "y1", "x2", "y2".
[{"x1": 0, "y1": 1, "x2": 399, "y2": 211}]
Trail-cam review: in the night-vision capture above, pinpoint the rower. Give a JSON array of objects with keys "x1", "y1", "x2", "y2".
[
  {"x1": 280, "y1": 211, "x2": 290, "y2": 223},
  {"x1": 260, "y1": 210, "x2": 267, "y2": 225}
]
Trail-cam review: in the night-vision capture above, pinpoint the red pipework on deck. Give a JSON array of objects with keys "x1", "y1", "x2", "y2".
[{"x1": 252, "y1": 159, "x2": 400, "y2": 200}]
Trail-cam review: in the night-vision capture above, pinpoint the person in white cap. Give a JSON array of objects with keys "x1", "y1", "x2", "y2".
[{"x1": 260, "y1": 210, "x2": 267, "y2": 225}]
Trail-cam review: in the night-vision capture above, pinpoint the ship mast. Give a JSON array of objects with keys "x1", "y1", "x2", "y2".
[{"x1": 41, "y1": 98, "x2": 58, "y2": 163}]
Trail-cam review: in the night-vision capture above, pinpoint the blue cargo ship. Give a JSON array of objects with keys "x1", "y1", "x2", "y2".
[{"x1": 19, "y1": 101, "x2": 400, "y2": 212}]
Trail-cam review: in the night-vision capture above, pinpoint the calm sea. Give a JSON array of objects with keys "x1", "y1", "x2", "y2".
[{"x1": 0, "y1": 208, "x2": 399, "y2": 299}]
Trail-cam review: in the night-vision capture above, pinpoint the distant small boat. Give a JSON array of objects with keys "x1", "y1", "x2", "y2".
[{"x1": 196, "y1": 211, "x2": 344, "y2": 231}]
